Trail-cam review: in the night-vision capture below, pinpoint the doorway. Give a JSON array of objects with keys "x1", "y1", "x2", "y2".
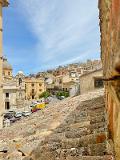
[{"x1": 5, "y1": 102, "x2": 10, "y2": 110}]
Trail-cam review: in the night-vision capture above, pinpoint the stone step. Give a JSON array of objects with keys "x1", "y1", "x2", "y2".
[
  {"x1": 44, "y1": 122, "x2": 106, "y2": 136},
  {"x1": 67, "y1": 121, "x2": 106, "y2": 130},
  {"x1": 87, "y1": 107, "x2": 105, "y2": 114},
  {"x1": 77, "y1": 98, "x2": 105, "y2": 108},
  {"x1": 90, "y1": 115, "x2": 106, "y2": 124},
  {"x1": 64, "y1": 127, "x2": 107, "y2": 139},
  {"x1": 54, "y1": 121, "x2": 91, "y2": 133},
  {"x1": 74, "y1": 115, "x2": 106, "y2": 124},
  {"x1": 29, "y1": 142, "x2": 112, "y2": 159},
  {"x1": 43, "y1": 126, "x2": 107, "y2": 144},
  {"x1": 88, "y1": 143, "x2": 107, "y2": 156},
  {"x1": 76, "y1": 104, "x2": 105, "y2": 113},
  {"x1": 74, "y1": 110, "x2": 105, "y2": 122},
  {"x1": 89, "y1": 122, "x2": 107, "y2": 130},
  {"x1": 88, "y1": 111, "x2": 105, "y2": 117},
  {"x1": 59, "y1": 143, "x2": 107, "y2": 156},
  {"x1": 64, "y1": 155, "x2": 114, "y2": 160},
  {"x1": 61, "y1": 132, "x2": 108, "y2": 149}
]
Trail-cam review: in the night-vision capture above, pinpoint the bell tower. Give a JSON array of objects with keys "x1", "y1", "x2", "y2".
[{"x1": 0, "y1": 0, "x2": 9, "y2": 128}]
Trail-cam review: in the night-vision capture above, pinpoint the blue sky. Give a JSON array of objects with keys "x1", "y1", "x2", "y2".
[{"x1": 3, "y1": 0, "x2": 100, "y2": 75}]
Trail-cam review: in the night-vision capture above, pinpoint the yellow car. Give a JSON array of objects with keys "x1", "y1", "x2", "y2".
[
  {"x1": 31, "y1": 100, "x2": 45, "y2": 113},
  {"x1": 36, "y1": 103, "x2": 45, "y2": 109}
]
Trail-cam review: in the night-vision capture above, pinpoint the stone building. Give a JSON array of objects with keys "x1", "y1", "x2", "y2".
[
  {"x1": 3, "y1": 57, "x2": 12, "y2": 80},
  {"x1": 2, "y1": 57, "x2": 46, "y2": 107},
  {"x1": 0, "y1": 0, "x2": 9, "y2": 128},
  {"x1": 25, "y1": 77, "x2": 46, "y2": 100},
  {"x1": 15, "y1": 71, "x2": 25, "y2": 107},
  {"x1": 62, "y1": 81, "x2": 80, "y2": 97},
  {"x1": 2, "y1": 58, "x2": 25, "y2": 110},
  {"x1": 45, "y1": 74, "x2": 55, "y2": 93},
  {"x1": 79, "y1": 68, "x2": 103, "y2": 94},
  {"x1": 3, "y1": 70, "x2": 25, "y2": 110},
  {"x1": 99, "y1": 0, "x2": 120, "y2": 159}
]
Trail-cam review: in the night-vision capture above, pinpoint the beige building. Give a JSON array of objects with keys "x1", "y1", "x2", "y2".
[
  {"x1": 79, "y1": 68, "x2": 103, "y2": 94},
  {"x1": 3, "y1": 57, "x2": 12, "y2": 80},
  {"x1": 2, "y1": 57, "x2": 46, "y2": 108},
  {"x1": 2, "y1": 58, "x2": 25, "y2": 110},
  {"x1": 54, "y1": 75, "x2": 63, "y2": 90},
  {"x1": 3, "y1": 70, "x2": 25, "y2": 110},
  {"x1": 0, "y1": 0, "x2": 9, "y2": 128},
  {"x1": 62, "y1": 81, "x2": 79, "y2": 97},
  {"x1": 25, "y1": 77, "x2": 46, "y2": 100}
]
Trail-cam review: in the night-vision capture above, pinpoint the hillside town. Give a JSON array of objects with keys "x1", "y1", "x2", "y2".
[
  {"x1": 2, "y1": 57, "x2": 103, "y2": 111},
  {"x1": 0, "y1": 0, "x2": 120, "y2": 160}
]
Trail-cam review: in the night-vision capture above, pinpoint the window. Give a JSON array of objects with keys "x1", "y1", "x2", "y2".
[
  {"x1": 31, "y1": 83, "x2": 34, "y2": 87},
  {"x1": 59, "y1": 79, "x2": 62, "y2": 84},
  {"x1": 8, "y1": 71, "x2": 10, "y2": 76},
  {"x1": 5, "y1": 102, "x2": 10, "y2": 110},
  {"x1": 19, "y1": 92, "x2": 22, "y2": 98},
  {"x1": 32, "y1": 89, "x2": 34, "y2": 93},
  {"x1": 94, "y1": 78, "x2": 103, "y2": 88},
  {"x1": 6, "y1": 93, "x2": 9, "y2": 98},
  {"x1": 32, "y1": 95, "x2": 34, "y2": 99},
  {"x1": 39, "y1": 89, "x2": 42, "y2": 92},
  {"x1": 19, "y1": 78, "x2": 22, "y2": 86},
  {"x1": 25, "y1": 84, "x2": 26, "y2": 92},
  {"x1": 39, "y1": 83, "x2": 42, "y2": 87}
]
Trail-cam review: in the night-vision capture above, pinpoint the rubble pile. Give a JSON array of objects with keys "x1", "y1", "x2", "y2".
[{"x1": 0, "y1": 89, "x2": 114, "y2": 160}]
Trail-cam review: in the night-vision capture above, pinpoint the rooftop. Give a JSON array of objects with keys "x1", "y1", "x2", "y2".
[{"x1": 3, "y1": 57, "x2": 12, "y2": 70}]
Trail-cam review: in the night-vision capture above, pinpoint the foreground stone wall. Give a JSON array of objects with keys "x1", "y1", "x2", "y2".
[{"x1": 99, "y1": 0, "x2": 120, "y2": 159}]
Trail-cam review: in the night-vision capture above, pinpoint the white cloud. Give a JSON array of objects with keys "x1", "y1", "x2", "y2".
[{"x1": 17, "y1": 0, "x2": 100, "y2": 67}]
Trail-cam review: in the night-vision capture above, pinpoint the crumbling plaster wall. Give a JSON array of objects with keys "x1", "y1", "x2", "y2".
[{"x1": 99, "y1": 0, "x2": 120, "y2": 159}]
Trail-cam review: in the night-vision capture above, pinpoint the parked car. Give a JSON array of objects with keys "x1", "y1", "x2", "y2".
[
  {"x1": 29, "y1": 104, "x2": 34, "y2": 108},
  {"x1": 9, "y1": 117, "x2": 17, "y2": 123},
  {"x1": 31, "y1": 108, "x2": 39, "y2": 113},
  {"x1": 31, "y1": 100, "x2": 46, "y2": 113},
  {"x1": 45, "y1": 98, "x2": 49, "y2": 104},
  {"x1": 8, "y1": 110, "x2": 16, "y2": 115},
  {"x1": 57, "y1": 96, "x2": 65, "y2": 100},
  {"x1": 4, "y1": 112, "x2": 14, "y2": 119},
  {"x1": 15, "y1": 112, "x2": 22, "y2": 118},
  {"x1": 22, "y1": 111, "x2": 31, "y2": 117}
]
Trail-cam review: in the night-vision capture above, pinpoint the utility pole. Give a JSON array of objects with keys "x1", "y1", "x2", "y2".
[{"x1": 0, "y1": 0, "x2": 9, "y2": 128}]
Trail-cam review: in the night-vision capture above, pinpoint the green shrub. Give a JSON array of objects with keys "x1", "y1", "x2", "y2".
[
  {"x1": 39, "y1": 91, "x2": 51, "y2": 99},
  {"x1": 56, "y1": 91, "x2": 69, "y2": 98}
]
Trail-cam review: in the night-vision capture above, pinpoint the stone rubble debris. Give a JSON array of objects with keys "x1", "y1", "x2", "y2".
[{"x1": 0, "y1": 89, "x2": 115, "y2": 159}]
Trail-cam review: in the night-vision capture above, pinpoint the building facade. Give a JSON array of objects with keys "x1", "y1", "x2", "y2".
[
  {"x1": 25, "y1": 77, "x2": 46, "y2": 100},
  {"x1": 79, "y1": 68, "x2": 103, "y2": 94},
  {"x1": 3, "y1": 57, "x2": 12, "y2": 80},
  {"x1": 62, "y1": 81, "x2": 79, "y2": 97},
  {"x1": 99, "y1": 0, "x2": 120, "y2": 159},
  {"x1": 3, "y1": 70, "x2": 25, "y2": 110},
  {"x1": 0, "y1": 0, "x2": 9, "y2": 128}
]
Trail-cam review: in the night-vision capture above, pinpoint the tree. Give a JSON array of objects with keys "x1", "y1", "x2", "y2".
[{"x1": 39, "y1": 91, "x2": 51, "y2": 99}]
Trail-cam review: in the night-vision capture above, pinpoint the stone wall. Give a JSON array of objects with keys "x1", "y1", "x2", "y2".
[{"x1": 99, "y1": 0, "x2": 120, "y2": 159}]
